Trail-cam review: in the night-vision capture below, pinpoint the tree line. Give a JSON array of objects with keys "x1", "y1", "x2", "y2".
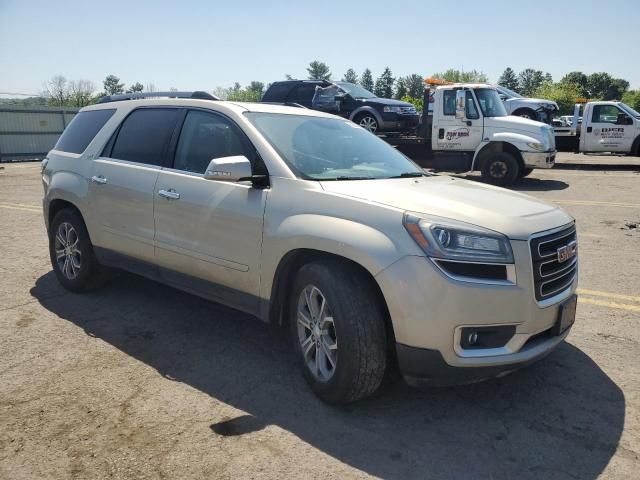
[{"x1": 8, "y1": 61, "x2": 639, "y2": 115}]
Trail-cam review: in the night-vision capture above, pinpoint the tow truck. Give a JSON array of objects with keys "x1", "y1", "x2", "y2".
[
  {"x1": 554, "y1": 100, "x2": 640, "y2": 155},
  {"x1": 384, "y1": 78, "x2": 557, "y2": 186}
]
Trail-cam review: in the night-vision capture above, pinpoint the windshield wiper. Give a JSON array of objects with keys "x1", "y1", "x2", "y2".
[
  {"x1": 388, "y1": 171, "x2": 426, "y2": 178},
  {"x1": 320, "y1": 175, "x2": 375, "y2": 181}
]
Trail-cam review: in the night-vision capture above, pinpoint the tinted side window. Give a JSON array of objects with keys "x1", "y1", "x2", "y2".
[
  {"x1": 443, "y1": 91, "x2": 456, "y2": 115},
  {"x1": 287, "y1": 84, "x2": 317, "y2": 106},
  {"x1": 110, "y1": 108, "x2": 179, "y2": 166},
  {"x1": 54, "y1": 109, "x2": 115, "y2": 154},
  {"x1": 262, "y1": 83, "x2": 293, "y2": 102},
  {"x1": 173, "y1": 110, "x2": 249, "y2": 174}
]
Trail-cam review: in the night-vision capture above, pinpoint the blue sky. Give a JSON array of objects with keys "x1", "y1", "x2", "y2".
[{"x1": 1, "y1": 0, "x2": 638, "y2": 96}]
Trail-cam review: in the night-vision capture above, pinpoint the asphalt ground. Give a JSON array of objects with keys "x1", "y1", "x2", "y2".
[{"x1": 0, "y1": 154, "x2": 639, "y2": 479}]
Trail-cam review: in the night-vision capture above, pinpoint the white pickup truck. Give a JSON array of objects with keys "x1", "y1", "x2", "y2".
[
  {"x1": 554, "y1": 101, "x2": 640, "y2": 155},
  {"x1": 391, "y1": 82, "x2": 557, "y2": 186}
]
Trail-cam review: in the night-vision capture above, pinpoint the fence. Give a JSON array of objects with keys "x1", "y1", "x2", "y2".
[{"x1": 0, "y1": 105, "x2": 79, "y2": 162}]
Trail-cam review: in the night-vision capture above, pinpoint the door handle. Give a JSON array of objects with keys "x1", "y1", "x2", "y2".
[
  {"x1": 438, "y1": 128, "x2": 444, "y2": 139},
  {"x1": 466, "y1": 120, "x2": 472, "y2": 126},
  {"x1": 91, "y1": 175, "x2": 108, "y2": 185},
  {"x1": 158, "y1": 189, "x2": 181, "y2": 200},
  {"x1": 587, "y1": 126, "x2": 593, "y2": 133}
]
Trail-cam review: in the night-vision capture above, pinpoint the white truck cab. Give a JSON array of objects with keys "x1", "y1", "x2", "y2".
[
  {"x1": 428, "y1": 84, "x2": 556, "y2": 184},
  {"x1": 555, "y1": 101, "x2": 640, "y2": 155}
]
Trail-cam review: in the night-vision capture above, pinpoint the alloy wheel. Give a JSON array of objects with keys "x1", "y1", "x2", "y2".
[
  {"x1": 54, "y1": 222, "x2": 82, "y2": 280},
  {"x1": 296, "y1": 285, "x2": 338, "y2": 381},
  {"x1": 358, "y1": 116, "x2": 378, "y2": 133}
]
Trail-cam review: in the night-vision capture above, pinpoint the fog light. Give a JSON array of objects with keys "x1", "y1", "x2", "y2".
[{"x1": 460, "y1": 326, "x2": 516, "y2": 350}]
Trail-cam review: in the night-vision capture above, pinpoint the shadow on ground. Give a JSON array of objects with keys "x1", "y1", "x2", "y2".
[{"x1": 31, "y1": 271, "x2": 624, "y2": 480}]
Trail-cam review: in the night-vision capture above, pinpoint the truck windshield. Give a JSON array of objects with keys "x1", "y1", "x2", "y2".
[
  {"x1": 245, "y1": 112, "x2": 423, "y2": 180},
  {"x1": 334, "y1": 82, "x2": 376, "y2": 99},
  {"x1": 474, "y1": 89, "x2": 508, "y2": 117},
  {"x1": 620, "y1": 103, "x2": 640, "y2": 119}
]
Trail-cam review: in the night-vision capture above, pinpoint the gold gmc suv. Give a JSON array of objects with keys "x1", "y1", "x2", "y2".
[{"x1": 42, "y1": 91, "x2": 578, "y2": 403}]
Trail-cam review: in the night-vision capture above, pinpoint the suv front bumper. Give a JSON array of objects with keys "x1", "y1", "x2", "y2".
[
  {"x1": 381, "y1": 113, "x2": 420, "y2": 132},
  {"x1": 375, "y1": 240, "x2": 577, "y2": 386},
  {"x1": 522, "y1": 150, "x2": 556, "y2": 169}
]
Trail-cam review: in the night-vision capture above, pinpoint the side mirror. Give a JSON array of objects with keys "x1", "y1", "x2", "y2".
[
  {"x1": 617, "y1": 113, "x2": 632, "y2": 125},
  {"x1": 334, "y1": 94, "x2": 347, "y2": 102},
  {"x1": 455, "y1": 90, "x2": 466, "y2": 120},
  {"x1": 204, "y1": 155, "x2": 253, "y2": 182}
]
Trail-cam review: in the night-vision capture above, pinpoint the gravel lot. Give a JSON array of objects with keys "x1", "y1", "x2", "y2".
[{"x1": 1, "y1": 155, "x2": 639, "y2": 479}]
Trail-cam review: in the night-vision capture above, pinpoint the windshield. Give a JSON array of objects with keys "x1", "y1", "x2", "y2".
[
  {"x1": 335, "y1": 82, "x2": 376, "y2": 99},
  {"x1": 619, "y1": 102, "x2": 640, "y2": 119},
  {"x1": 474, "y1": 89, "x2": 508, "y2": 117},
  {"x1": 245, "y1": 113, "x2": 423, "y2": 180},
  {"x1": 496, "y1": 85, "x2": 523, "y2": 99}
]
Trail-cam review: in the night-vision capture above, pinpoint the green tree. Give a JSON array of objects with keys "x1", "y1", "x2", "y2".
[
  {"x1": 360, "y1": 68, "x2": 374, "y2": 92},
  {"x1": 518, "y1": 68, "x2": 544, "y2": 96},
  {"x1": 307, "y1": 60, "x2": 331, "y2": 80},
  {"x1": 247, "y1": 81, "x2": 265, "y2": 97},
  {"x1": 433, "y1": 69, "x2": 488, "y2": 83},
  {"x1": 534, "y1": 82, "x2": 583, "y2": 115},
  {"x1": 342, "y1": 68, "x2": 358, "y2": 84},
  {"x1": 373, "y1": 67, "x2": 394, "y2": 98},
  {"x1": 394, "y1": 76, "x2": 407, "y2": 99},
  {"x1": 622, "y1": 90, "x2": 640, "y2": 112},
  {"x1": 405, "y1": 74, "x2": 425, "y2": 98},
  {"x1": 103, "y1": 75, "x2": 124, "y2": 95},
  {"x1": 126, "y1": 82, "x2": 144, "y2": 93},
  {"x1": 498, "y1": 67, "x2": 519, "y2": 91},
  {"x1": 401, "y1": 95, "x2": 423, "y2": 112},
  {"x1": 560, "y1": 71, "x2": 588, "y2": 97},
  {"x1": 227, "y1": 83, "x2": 262, "y2": 102}
]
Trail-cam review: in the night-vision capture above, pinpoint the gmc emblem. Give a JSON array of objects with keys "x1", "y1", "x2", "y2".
[{"x1": 557, "y1": 240, "x2": 577, "y2": 263}]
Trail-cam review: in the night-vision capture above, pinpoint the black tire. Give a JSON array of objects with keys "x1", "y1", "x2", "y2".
[
  {"x1": 513, "y1": 108, "x2": 538, "y2": 121},
  {"x1": 518, "y1": 167, "x2": 534, "y2": 178},
  {"x1": 49, "y1": 208, "x2": 106, "y2": 292},
  {"x1": 354, "y1": 113, "x2": 379, "y2": 133},
  {"x1": 289, "y1": 260, "x2": 387, "y2": 404},
  {"x1": 480, "y1": 152, "x2": 521, "y2": 186}
]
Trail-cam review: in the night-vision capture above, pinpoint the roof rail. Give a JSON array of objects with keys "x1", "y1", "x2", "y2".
[
  {"x1": 97, "y1": 91, "x2": 220, "y2": 104},
  {"x1": 260, "y1": 101, "x2": 308, "y2": 109}
]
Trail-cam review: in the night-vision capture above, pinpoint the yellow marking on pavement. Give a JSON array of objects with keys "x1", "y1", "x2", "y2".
[
  {"x1": 0, "y1": 203, "x2": 41, "y2": 213},
  {"x1": 577, "y1": 288, "x2": 640, "y2": 303},
  {"x1": 579, "y1": 297, "x2": 640, "y2": 313},
  {"x1": 548, "y1": 199, "x2": 640, "y2": 208}
]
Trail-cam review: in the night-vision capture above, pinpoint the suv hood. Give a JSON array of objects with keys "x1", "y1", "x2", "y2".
[
  {"x1": 320, "y1": 176, "x2": 572, "y2": 239},
  {"x1": 506, "y1": 97, "x2": 559, "y2": 110}
]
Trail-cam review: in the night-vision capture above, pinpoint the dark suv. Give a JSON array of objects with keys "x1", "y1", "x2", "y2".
[{"x1": 261, "y1": 80, "x2": 419, "y2": 134}]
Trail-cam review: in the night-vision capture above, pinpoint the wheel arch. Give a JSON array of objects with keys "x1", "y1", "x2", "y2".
[
  {"x1": 266, "y1": 248, "x2": 396, "y2": 348},
  {"x1": 471, "y1": 141, "x2": 525, "y2": 172},
  {"x1": 512, "y1": 107, "x2": 538, "y2": 118},
  {"x1": 349, "y1": 106, "x2": 383, "y2": 126},
  {"x1": 631, "y1": 134, "x2": 640, "y2": 156}
]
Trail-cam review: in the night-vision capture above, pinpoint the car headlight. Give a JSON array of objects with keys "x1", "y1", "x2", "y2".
[
  {"x1": 526, "y1": 141, "x2": 544, "y2": 151},
  {"x1": 383, "y1": 106, "x2": 402, "y2": 113},
  {"x1": 403, "y1": 214, "x2": 514, "y2": 263}
]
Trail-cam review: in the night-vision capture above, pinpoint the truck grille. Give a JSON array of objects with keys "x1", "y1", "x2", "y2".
[{"x1": 530, "y1": 225, "x2": 577, "y2": 301}]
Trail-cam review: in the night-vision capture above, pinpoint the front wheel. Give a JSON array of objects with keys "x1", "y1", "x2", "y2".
[
  {"x1": 290, "y1": 261, "x2": 387, "y2": 404},
  {"x1": 480, "y1": 152, "x2": 521, "y2": 186},
  {"x1": 355, "y1": 113, "x2": 379, "y2": 133},
  {"x1": 519, "y1": 167, "x2": 534, "y2": 178}
]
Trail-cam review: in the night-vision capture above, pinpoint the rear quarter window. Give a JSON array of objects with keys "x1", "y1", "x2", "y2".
[
  {"x1": 262, "y1": 83, "x2": 294, "y2": 102},
  {"x1": 54, "y1": 109, "x2": 116, "y2": 154}
]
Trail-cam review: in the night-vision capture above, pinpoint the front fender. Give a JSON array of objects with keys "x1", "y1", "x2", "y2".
[
  {"x1": 348, "y1": 106, "x2": 383, "y2": 125},
  {"x1": 260, "y1": 213, "x2": 405, "y2": 301},
  {"x1": 471, "y1": 133, "x2": 536, "y2": 170}
]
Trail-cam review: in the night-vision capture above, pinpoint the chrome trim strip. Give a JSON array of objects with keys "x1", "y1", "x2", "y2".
[
  {"x1": 539, "y1": 255, "x2": 578, "y2": 279},
  {"x1": 431, "y1": 259, "x2": 516, "y2": 286}
]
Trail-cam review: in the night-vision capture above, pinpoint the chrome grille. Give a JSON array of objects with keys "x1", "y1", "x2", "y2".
[
  {"x1": 399, "y1": 106, "x2": 417, "y2": 114},
  {"x1": 530, "y1": 225, "x2": 577, "y2": 301}
]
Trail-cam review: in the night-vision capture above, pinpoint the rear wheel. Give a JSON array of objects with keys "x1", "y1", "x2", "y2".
[
  {"x1": 355, "y1": 113, "x2": 379, "y2": 133},
  {"x1": 480, "y1": 152, "x2": 521, "y2": 186},
  {"x1": 513, "y1": 108, "x2": 538, "y2": 121},
  {"x1": 49, "y1": 208, "x2": 106, "y2": 292},
  {"x1": 290, "y1": 261, "x2": 387, "y2": 404}
]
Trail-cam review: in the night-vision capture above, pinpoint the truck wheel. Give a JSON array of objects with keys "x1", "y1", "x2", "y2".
[
  {"x1": 519, "y1": 167, "x2": 534, "y2": 178},
  {"x1": 355, "y1": 113, "x2": 379, "y2": 133},
  {"x1": 289, "y1": 260, "x2": 387, "y2": 404},
  {"x1": 513, "y1": 108, "x2": 538, "y2": 121},
  {"x1": 49, "y1": 208, "x2": 106, "y2": 292},
  {"x1": 481, "y1": 152, "x2": 521, "y2": 186}
]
